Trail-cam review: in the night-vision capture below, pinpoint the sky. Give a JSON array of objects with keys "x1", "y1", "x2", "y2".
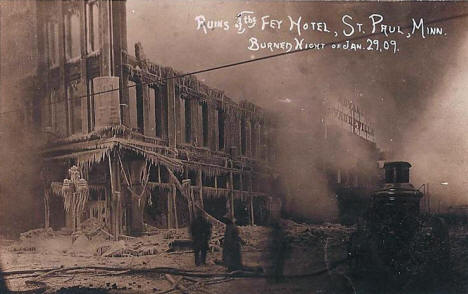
[
  {"x1": 126, "y1": 0, "x2": 468, "y2": 206},
  {"x1": 126, "y1": 0, "x2": 466, "y2": 146}
]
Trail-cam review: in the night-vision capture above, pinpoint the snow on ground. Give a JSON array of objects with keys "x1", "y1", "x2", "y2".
[{"x1": 0, "y1": 220, "x2": 354, "y2": 293}]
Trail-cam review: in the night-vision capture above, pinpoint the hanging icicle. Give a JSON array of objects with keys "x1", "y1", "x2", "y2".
[{"x1": 59, "y1": 166, "x2": 89, "y2": 215}]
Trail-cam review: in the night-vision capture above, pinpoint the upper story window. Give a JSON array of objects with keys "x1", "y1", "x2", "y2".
[
  {"x1": 42, "y1": 90, "x2": 55, "y2": 129},
  {"x1": 64, "y1": 8, "x2": 81, "y2": 61},
  {"x1": 201, "y1": 103, "x2": 208, "y2": 147},
  {"x1": 86, "y1": 0, "x2": 100, "y2": 53},
  {"x1": 47, "y1": 21, "x2": 59, "y2": 67},
  {"x1": 241, "y1": 118, "x2": 246, "y2": 155},
  {"x1": 67, "y1": 82, "x2": 82, "y2": 135},
  {"x1": 218, "y1": 109, "x2": 225, "y2": 150}
]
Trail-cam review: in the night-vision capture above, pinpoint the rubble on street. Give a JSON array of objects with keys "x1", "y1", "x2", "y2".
[{"x1": 0, "y1": 218, "x2": 357, "y2": 293}]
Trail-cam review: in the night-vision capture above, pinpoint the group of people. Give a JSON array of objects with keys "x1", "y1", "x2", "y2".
[
  {"x1": 189, "y1": 210, "x2": 244, "y2": 272},
  {"x1": 189, "y1": 209, "x2": 289, "y2": 282}
]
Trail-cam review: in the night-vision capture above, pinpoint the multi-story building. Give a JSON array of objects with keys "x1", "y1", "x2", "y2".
[
  {"x1": 0, "y1": 1, "x2": 381, "y2": 236},
  {"x1": 323, "y1": 98, "x2": 380, "y2": 223},
  {"x1": 266, "y1": 96, "x2": 380, "y2": 223},
  {"x1": 15, "y1": 0, "x2": 275, "y2": 237}
]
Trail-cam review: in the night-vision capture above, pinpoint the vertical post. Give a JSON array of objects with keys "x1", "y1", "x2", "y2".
[
  {"x1": 79, "y1": 0, "x2": 89, "y2": 133},
  {"x1": 427, "y1": 183, "x2": 431, "y2": 214},
  {"x1": 212, "y1": 105, "x2": 218, "y2": 151},
  {"x1": 230, "y1": 170, "x2": 235, "y2": 221},
  {"x1": 250, "y1": 196, "x2": 255, "y2": 225},
  {"x1": 240, "y1": 173, "x2": 243, "y2": 193},
  {"x1": 75, "y1": 193, "x2": 82, "y2": 230},
  {"x1": 44, "y1": 189, "x2": 50, "y2": 229},
  {"x1": 175, "y1": 89, "x2": 182, "y2": 144},
  {"x1": 158, "y1": 164, "x2": 161, "y2": 183},
  {"x1": 113, "y1": 0, "x2": 129, "y2": 126},
  {"x1": 172, "y1": 184, "x2": 179, "y2": 230},
  {"x1": 71, "y1": 193, "x2": 77, "y2": 232},
  {"x1": 167, "y1": 70, "x2": 176, "y2": 147},
  {"x1": 167, "y1": 189, "x2": 174, "y2": 229},
  {"x1": 100, "y1": 0, "x2": 112, "y2": 76},
  {"x1": 191, "y1": 99, "x2": 199, "y2": 145},
  {"x1": 246, "y1": 120, "x2": 252, "y2": 157},
  {"x1": 58, "y1": 2, "x2": 68, "y2": 137},
  {"x1": 197, "y1": 168, "x2": 204, "y2": 209},
  {"x1": 108, "y1": 154, "x2": 120, "y2": 240},
  {"x1": 249, "y1": 172, "x2": 254, "y2": 225},
  {"x1": 183, "y1": 179, "x2": 192, "y2": 223}
]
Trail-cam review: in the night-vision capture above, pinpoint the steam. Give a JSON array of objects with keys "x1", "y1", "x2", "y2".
[
  {"x1": 400, "y1": 30, "x2": 468, "y2": 208},
  {"x1": 127, "y1": 0, "x2": 468, "y2": 219},
  {"x1": 270, "y1": 101, "x2": 339, "y2": 222},
  {"x1": 0, "y1": 1, "x2": 466, "y2": 235},
  {"x1": 0, "y1": 85, "x2": 43, "y2": 237}
]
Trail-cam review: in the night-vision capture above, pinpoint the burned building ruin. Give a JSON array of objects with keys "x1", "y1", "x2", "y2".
[
  {"x1": 0, "y1": 0, "x2": 382, "y2": 237},
  {"x1": 0, "y1": 0, "x2": 275, "y2": 237}
]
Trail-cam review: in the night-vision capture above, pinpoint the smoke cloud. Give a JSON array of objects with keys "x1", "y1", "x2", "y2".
[
  {"x1": 0, "y1": 0, "x2": 43, "y2": 236},
  {"x1": 127, "y1": 0, "x2": 468, "y2": 217},
  {"x1": 400, "y1": 31, "x2": 468, "y2": 208}
]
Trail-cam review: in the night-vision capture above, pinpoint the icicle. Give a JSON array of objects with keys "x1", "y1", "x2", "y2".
[{"x1": 147, "y1": 193, "x2": 153, "y2": 207}]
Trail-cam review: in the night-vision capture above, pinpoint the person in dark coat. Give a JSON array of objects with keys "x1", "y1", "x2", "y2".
[
  {"x1": 189, "y1": 209, "x2": 212, "y2": 266},
  {"x1": 0, "y1": 263, "x2": 9, "y2": 293},
  {"x1": 222, "y1": 216, "x2": 244, "y2": 272},
  {"x1": 267, "y1": 221, "x2": 289, "y2": 283}
]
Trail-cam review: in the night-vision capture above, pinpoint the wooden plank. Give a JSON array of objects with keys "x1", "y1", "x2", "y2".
[{"x1": 165, "y1": 166, "x2": 225, "y2": 227}]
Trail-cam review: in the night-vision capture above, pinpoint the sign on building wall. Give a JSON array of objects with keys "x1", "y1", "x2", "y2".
[
  {"x1": 326, "y1": 98, "x2": 375, "y2": 143},
  {"x1": 93, "y1": 77, "x2": 121, "y2": 128}
]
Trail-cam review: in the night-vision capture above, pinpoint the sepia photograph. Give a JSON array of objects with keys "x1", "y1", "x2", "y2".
[{"x1": 0, "y1": 0, "x2": 467, "y2": 293}]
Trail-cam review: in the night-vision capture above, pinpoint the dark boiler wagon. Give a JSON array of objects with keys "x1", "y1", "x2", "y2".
[{"x1": 348, "y1": 161, "x2": 450, "y2": 291}]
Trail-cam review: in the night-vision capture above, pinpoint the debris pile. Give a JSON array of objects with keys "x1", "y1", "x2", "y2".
[
  {"x1": 238, "y1": 225, "x2": 271, "y2": 249},
  {"x1": 19, "y1": 227, "x2": 55, "y2": 241},
  {"x1": 7, "y1": 228, "x2": 56, "y2": 253},
  {"x1": 96, "y1": 240, "x2": 160, "y2": 257},
  {"x1": 282, "y1": 219, "x2": 354, "y2": 247},
  {"x1": 95, "y1": 229, "x2": 190, "y2": 257},
  {"x1": 72, "y1": 218, "x2": 113, "y2": 242}
]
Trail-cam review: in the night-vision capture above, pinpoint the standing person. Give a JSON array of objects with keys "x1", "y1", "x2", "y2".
[
  {"x1": 222, "y1": 216, "x2": 244, "y2": 272},
  {"x1": 267, "y1": 221, "x2": 289, "y2": 283},
  {"x1": 189, "y1": 209, "x2": 212, "y2": 266},
  {"x1": 0, "y1": 263, "x2": 8, "y2": 293}
]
